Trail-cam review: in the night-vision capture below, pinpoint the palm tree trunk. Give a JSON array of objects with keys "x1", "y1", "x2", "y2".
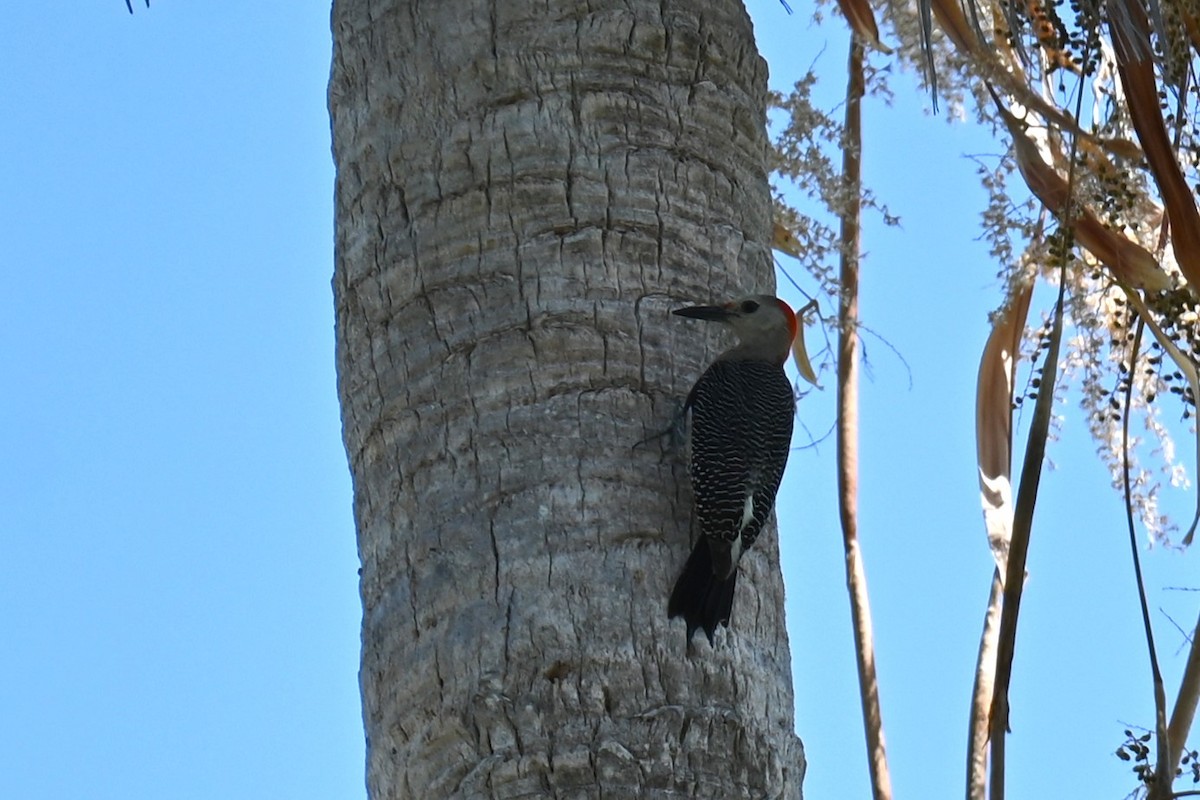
[{"x1": 329, "y1": 1, "x2": 805, "y2": 797}]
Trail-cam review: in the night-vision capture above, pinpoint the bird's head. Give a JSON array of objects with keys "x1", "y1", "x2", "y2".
[{"x1": 673, "y1": 294, "x2": 798, "y2": 366}]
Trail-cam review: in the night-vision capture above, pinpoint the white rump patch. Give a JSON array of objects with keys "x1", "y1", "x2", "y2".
[{"x1": 740, "y1": 493, "x2": 754, "y2": 533}]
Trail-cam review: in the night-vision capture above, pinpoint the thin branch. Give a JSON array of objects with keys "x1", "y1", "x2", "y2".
[
  {"x1": 1167, "y1": 609, "x2": 1200, "y2": 784},
  {"x1": 966, "y1": 570, "x2": 1003, "y2": 800},
  {"x1": 837, "y1": 36, "x2": 892, "y2": 800},
  {"x1": 988, "y1": 269, "x2": 1065, "y2": 800},
  {"x1": 988, "y1": 35, "x2": 1097, "y2": 795},
  {"x1": 1118, "y1": 287, "x2": 1200, "y2": 783},
  {"x1": 1122, "y1": 319, "x2": 1172, "y2": 800}
]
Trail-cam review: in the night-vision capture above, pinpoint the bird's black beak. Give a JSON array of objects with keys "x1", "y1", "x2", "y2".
[{"x1": 672, "y1": 304, "x2": 734, "y2": 322}]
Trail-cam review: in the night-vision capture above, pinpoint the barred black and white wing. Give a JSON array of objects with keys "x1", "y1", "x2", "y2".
[{"x1": 668, "y1": 359, "x2": 795, "y2": 642}]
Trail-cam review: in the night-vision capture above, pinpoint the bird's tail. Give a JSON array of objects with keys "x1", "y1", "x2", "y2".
[{"x1": 667, "y1": 539, "x2": 737, "y2": 644}]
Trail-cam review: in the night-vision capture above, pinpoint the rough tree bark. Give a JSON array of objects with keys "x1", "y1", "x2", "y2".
[{"x1": 329, "y1": 1, "x2": 805, "y2": 797}]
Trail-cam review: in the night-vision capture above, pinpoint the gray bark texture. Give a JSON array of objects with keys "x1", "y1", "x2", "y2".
[{"x1": 329, "y1": 1, "x2": 805, "y2": 797}]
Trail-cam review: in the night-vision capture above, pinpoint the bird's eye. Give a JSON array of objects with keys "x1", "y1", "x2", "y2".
[{"x1": 740, "y1": 300, "x2": 760, "y2": 313}]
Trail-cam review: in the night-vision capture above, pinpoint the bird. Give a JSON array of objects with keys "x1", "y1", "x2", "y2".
[{"x1": 667, "y1": 294, "x2": 799, "y2": 644}]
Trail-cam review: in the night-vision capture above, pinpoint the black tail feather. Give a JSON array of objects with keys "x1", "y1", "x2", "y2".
[{"x1": 667, "y1": 539, "x2": 737, "y2": 644}]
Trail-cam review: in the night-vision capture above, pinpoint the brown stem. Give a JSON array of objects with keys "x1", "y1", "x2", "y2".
[
  {"x1": 988, "y1": 272, "x2": 1065, "y2": 800},
  {"x1": 966, "y1": 570, "x2": 1002, "y2": 800},
  {"x1": 837, "y1": 36, "x2": 893, "y2": 800}
]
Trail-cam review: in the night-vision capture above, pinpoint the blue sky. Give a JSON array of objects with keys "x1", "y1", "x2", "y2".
[
  {"x1": 2, "y1": 3, "x2": 1194, "y2": 799},
  {"x1": 2, "y1": 4, "x2": 360, "y2": 798}
]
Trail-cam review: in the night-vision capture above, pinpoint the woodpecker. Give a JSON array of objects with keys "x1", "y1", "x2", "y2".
[{"x1": 667, "y1": 294, "x2": 798, "y2": 644}]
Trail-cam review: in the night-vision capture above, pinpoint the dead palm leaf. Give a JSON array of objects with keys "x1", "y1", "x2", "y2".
[
  {"x1": 1106, "y1": 0, "x2": 1200, "y2": 289},
  {"x1": 835, "y1": 0, "x2": 894, "y2": 54},
  {"x1": 998, "y1": 104, "x2": 1170, "y2": 290},
  {"x1": 968, "y1": 279, "x2": 1033, "y2": 799}
]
